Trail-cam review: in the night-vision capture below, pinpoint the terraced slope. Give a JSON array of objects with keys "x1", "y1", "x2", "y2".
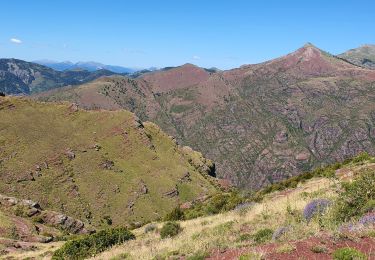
[
  {"x1": 0, "y1": 97, "x2": 218, "y2": 228},
  {"x1": 34, "y1": 44, "x2": 375, "y2": 189}
]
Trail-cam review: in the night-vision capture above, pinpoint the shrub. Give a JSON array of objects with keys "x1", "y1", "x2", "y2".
[
  {"x1": 361, "y1": 200, "x2": 375, "y2": 214},
  {"x1": 303, "y1": 199, "x2": 331, "y2": 223},
  {"x1": 52, "y1": 227, "x2": 135, "y2": 259},
  {"x1": 238, "y1": 252, "x2": 263, "y2": 260},
  {"x1": 164, "y1": 207, "x2": 184, "y2": 221},
  {"x1": 184, "y1": 192, "x2": 243, "y2": 219},
  {"x1": 160, "y1": 222, "x2": 181, "y2": 239},
  {"x1": 332, "y1": 247, "x2": 367, "y2": 260},
  {"x1": 187, "y1": 251, "x2": 209, "y2": 260},
  {"x1": 102, "y1": 215, "x2": 113, "y2": 226},
  {"x1": 351, "y1": 152, "x2": 371, "y2": 164},
  {"x1": 334, "y1": 170, "x2": 375, "y2": 222},
  {"x1": 238, "y1": 233, "x2": 252, "y2": 242},
  {"x1": 276, "y1": 243, "x2": 296, "y2": 253},
  {"x1": 358, "y1": 213, "x2": 375, "y2": 226},
  {"x1": 311, "y1": 245, "x2": 328, "y2": 253},
  {"x1": 144, "y1": 224, "x2": 157, "y2": 233},
  {"x1": 253, "y1": 228, "x2": 273, "y2": 244},
  {"x1": 272, "y1": 226, "x2": 290, "y2": 240}
]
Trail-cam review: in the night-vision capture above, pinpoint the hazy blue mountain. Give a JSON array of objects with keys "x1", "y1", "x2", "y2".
[{"x1": 34, "y1": 60, "x2": 137, "y2": 73}]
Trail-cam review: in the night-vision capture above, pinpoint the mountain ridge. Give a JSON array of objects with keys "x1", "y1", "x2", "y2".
[
  {"x1": 34, "y1": 60, "x2": 138, "y2": 74},
  {"x1": 34, "y1": 43, "x2": 375, "y2": 189}
]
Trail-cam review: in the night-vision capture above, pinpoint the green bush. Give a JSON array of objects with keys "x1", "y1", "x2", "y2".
[
  {"x1": 52, "y1": 227, "x2": 135, "y2": 259},
  {"x1": 184, "y1": 192, "x2": 243, "y2": 219},
  {"x1": 351, "y1": 152, "x2": 371, "y2": 164},
  {"x1": 160, "y1": 222, "x2": 181, "y2": 239},
  {"x1": 187, "y1": 251, "x2": 209, "y2": 260},
  {"x1": 253, "y1": 228, "x2": 273, "y2": 244},
  {"x1": 332, "y1": 247, "x2": 367, "y2": 260},
  {"x1": 333, "y1": 170, "x2": 375, "y2": 222},
  {"x1": 164, "y1": 207, "x2": 184, "y2": 221}
]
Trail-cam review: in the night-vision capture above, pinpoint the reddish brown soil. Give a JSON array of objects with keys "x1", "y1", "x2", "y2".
[{"x1": 208, "y1": 234, "x2": 375, "y2": 260}]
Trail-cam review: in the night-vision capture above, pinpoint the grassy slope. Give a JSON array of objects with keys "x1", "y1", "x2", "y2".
[
  {"x1": 0, "y1": 97, "x2": 217, "y2": 228},
  {"x1": 93, "y1": 158, "x2": 375, "y2": 260}
]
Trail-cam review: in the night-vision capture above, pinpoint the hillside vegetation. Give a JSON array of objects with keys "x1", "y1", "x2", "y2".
[
  {"x1": 35, "y1": 44, "x2": 375, "y2": 189},
  {"x1": 0, "y1": 96, "x2": 218, "y2": 231},
  {"x1": 339, "y1": 44, "x2": 375, "y2": 69},
  {"x1": 90, "y1": 154, "x2": 375, "y2": 260}
]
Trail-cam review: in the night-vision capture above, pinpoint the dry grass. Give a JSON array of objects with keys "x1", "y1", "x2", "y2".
[
  {"x1": 93, "y1": 177, "x2": 335, "y2": 259},
  {"x1": 1, "y1": 241, "x2": 64, "y2": 260}
]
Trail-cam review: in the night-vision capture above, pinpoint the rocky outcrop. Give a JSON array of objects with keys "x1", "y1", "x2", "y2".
[
  {"x1": 39, "y1": 211, "x2": 89, "y2": 234},
  {"x1": 163, "y1": 187, "x2": 179, "y2": 198},
  {"x1": 0, "y1": 194, "x2": 90, "y2": 234}
]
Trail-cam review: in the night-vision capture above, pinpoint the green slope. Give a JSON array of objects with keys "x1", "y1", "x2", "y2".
[{"x1": 0, "y1": 97, "x2": 218, "y2": 228}]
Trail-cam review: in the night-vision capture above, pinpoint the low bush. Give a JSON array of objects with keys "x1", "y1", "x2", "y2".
[
  {"x1": 238, "y1": 233, "x2": 252, "y2": 242},
  {"x1": 303, "y1": 199, "x2": 331, "y2": 223},
  {"x1": 144, "y1": 224, "x2": 157, "y2": 233},
  {"x1": 184, "y1": 192, "x2": 243, "y2": 220},
  {"x1": 52, "y1": 227, "x2": 135, "y2": 259},
  {"x1": 186, "y1": 251, "x2": 209, "y2": 260},
  {"x1": 253, "y1": 228, "x2": 273, "y2": 244},
  {"x1": 311, "y1": 245, "x2": 328, "y2": 253},
  {"x1": 276, "y1": 243, "x2": 296, "y2": 253},
  {"x1": 164, "y1": 207, "x2": 184, "y2": 221},
  {"x1": 332, "y1": 247, "x2": 367, "y2": 260},
  {"x1": 333, "y1": 170, "x2": 375, "y2": 222},
  {"x1": 272, "y1": 226, "x2": 290, "y2": 240},
  {"x1": 160, "y1": 222, "x2": 181, "y2": 239}
]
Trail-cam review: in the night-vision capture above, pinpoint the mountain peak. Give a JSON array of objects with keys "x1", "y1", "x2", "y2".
[{"x1": 303, "y1": 42, "x2": 316, "y2": 48}]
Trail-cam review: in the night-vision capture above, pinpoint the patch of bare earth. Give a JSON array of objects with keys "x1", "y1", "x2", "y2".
[{"x1": 208, "y1": 234, "x2": 375, "y2": 260}]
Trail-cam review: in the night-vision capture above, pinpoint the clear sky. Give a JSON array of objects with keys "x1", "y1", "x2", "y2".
[{"x1": 1, "y1": 0, "x2": 374, "y2": 69}]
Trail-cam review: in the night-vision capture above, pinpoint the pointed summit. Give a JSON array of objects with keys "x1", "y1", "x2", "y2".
[{"x1": 303, "y1": 42, "x2": 316, "y2": 48}]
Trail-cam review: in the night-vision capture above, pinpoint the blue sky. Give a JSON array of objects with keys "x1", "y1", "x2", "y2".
[{"x1": 1, "y1": 0, "x2": 374, "y2": 69}]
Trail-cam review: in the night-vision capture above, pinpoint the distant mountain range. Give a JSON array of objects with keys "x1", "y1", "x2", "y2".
[
  {"x1": 0, "y1": 58, "x2": 119, "y2": 95},
  {"x1": 34, "y1": 60, "x2": 138, "y2": 73},
  {"x1": 35, "y1": 43, "x2": 375, "y2": 189}
]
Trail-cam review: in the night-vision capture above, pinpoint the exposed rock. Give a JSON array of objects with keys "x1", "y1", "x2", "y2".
[
  {"x1": 101, "y1": 160, "x2": 114, "y2": 170},
  {"x1": 40, "y1": 211, "x2": 88, "y2": 234},
  {"x1": 0, "y1": 194, "x2": 90, "y2": 234},
  {"x1": 68, "y1": 103, "x2": 79, "y2": 112},
  {"x1": 179, "y1": 171, "x2": 191, "y2": 183},
  {"x1": 180, "y1": 201, "x2": 193, "y2": 209},
  {"x1": 16, "y1": 172, "x2": 35, "y2": 182},
  {"x1": 163, "y1": 187, "x2": 179, "y2": 198},
  {"x1": 65, "y1": 149, "x2": 75, "y2": 160},
  {"x1": 94, "y1": 143, "x2": 101, "y2": 151},
  {"x1": 295, "y1": 152, "x2": 310, "y2": 161},
  {"x1": 127, "y1": 200, "x2": 135, "y2": 209},
  {"x1": 275, "y1": 131, "x2": 288, "y2": 143},
  {"x1": 133, "y1": 115, "x2": 144, "y2": 128},
  {"x1": 139, "y1": 180, "x2": 148, "y2": 194}
]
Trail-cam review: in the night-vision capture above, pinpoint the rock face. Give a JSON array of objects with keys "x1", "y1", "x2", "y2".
[
  {"x1": 34, "y1": 44, "x2": 375, "y2": 189},
  {"x1": 0, "y1": 194, "x2": 90, "y2": 234},
  {"x1": 39, "y1": 211, "x2": 88, "y2": 234}
]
